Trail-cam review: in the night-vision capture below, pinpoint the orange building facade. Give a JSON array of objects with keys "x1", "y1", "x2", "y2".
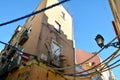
[{"x1": 0, "y1": 0, "x2": 75, "y2": 79}]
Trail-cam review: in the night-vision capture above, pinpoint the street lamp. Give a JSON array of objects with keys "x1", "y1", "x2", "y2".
[
  {"x1": 95, "y1": 34, "x2": 120, "y2": 48},
  {"x1": 95, "y1": 34, "x2": 105, "y2": 48}
]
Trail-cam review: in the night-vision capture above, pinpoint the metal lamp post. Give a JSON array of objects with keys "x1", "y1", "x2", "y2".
[
  {"x1": 95, "y1": 34, "x2": 105, "y2": 48},
  {"x1": 95, "y1": 34, "x2": 120, "y2": 48}
]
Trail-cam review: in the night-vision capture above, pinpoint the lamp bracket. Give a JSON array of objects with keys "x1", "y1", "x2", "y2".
[{"x1": 110, "y1": 42, "x2": 120, "y2": 48}]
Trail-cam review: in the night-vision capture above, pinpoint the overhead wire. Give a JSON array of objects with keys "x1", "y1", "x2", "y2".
[
  {"x1": 103, "y1": 53, "x2": 120, "y2": 69},
  {"x1": 0, "y1": 0, "x2": 119, "y2": 71},
  {"x1": 72, "y1": 56, "x2": 120, "y2": 78},
  {"x1": 0, "y1": 38, "x2": 120, "y2": 78},
  {"x1": 65, "y1": 63, "x2": 120, "y2": 77},
  {"x1": 0, "y1": 41, "x2": 37, "y2": 57},
  {"x1": 1, "y1": 39, "x2": 118, "y2": 77},
  {"x1": 0, "y1": 40, "x2": 119, "y2": 77},
  {"x1": 48, "y1": 35, "x2": 119, "y2": 70},
  {"x1": 64, "y1": 49, "x2": 120, "y2": 76},
  {"x1": 64, "y1": 63, "x2": 120, "y2": 77},
  {"x1": 106, "y1": 58, "x2": 120, "y2": 68},
  {"x1": 102, "y1": 64, "x2": 120, "y2": 72},
  {"x1": 98, "y1": 48, "x2": 120, "y2": 72},
  {"x1": 1, "y1": 39, "x2": 119, "y2": 78},
  {"x1": 0, "y1": 0, "x2": 70, "y2": 26},
  {"x1": 0, "y1": 34, "x2": 119, "y2": 71},
  {"x1": 111, "y1": 54, "x2": 120, "y2": 58},
  {"x1": 0, "y1": 0, "x2": 119, "y2": 78}
]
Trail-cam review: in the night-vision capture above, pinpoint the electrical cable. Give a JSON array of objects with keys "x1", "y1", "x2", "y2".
[
  {"x1": 0, "y1": 35, "x2": 119, "y2": 73},
  {"x1": 0, "y1": 41, "x2": 37, "y2": 57},
  {"x1": 106, "y1": 58, "x2": 120, "y2": 68},
  {"x1": 0, "y1": 40, "x2": 119, "y2": 78},
  {"x1": 102, "y1": 64, "x2": 120, "y2": 72},
  {"x1": 98, "y1": 49, "x2": 120, "y2": 72},
  {"x1": 64, "y1": 63, "x2": 120, "y2": 77},
  {"x1": 65, "y1": 64, "x2": 120, "y2": 77},
  {"x1": 0, "y1": 34, "x2": 118, "y2": 71},
  {"x1": 0, "y1": 0, "x2": 119, "y2": 71},
  {"x1": 112, "y1": 53, "x2": 120, "y2": 60},
  {"x1": 69, "y1": 63, "x2": 120, "y2": 78},
  {"x1": 0, "y1": 0, "x2": 70, "y2": 26},
  {"x1": 0, "y1": 0, "x2": 119, "y2": 78},
  {"x1": 48, "y1": 35, "x2": 118, "y2": 70},
  {"x1": 99, "y1": 53, "x2": 120, "y2": 71},
  {"x1": 64, "y1": 49, "x2": 120, "y2": 76},
  {"x1": 77, "y1": 49, "x2": 119, "y2": 74}
]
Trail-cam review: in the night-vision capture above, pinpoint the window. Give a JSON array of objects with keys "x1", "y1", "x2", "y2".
[
  {"x1": 15, "y1": 26, "x2": 22, "y2": 32},
  {"x1": 54, "y1": 21, "x2": 61, "y2": 33},
  {"x1": 27, "y1": 26, "x2": 32, "y2": 35},
  {"x1": 41, "y1": 53, "x2": 47, "y2": 62},
  {"x1": 50, "y1": 40, "x2": 62, "y2": 67},
  {"x1": 18, "y1": 27, "x2": 32, "y2": 45},
  {"x1": 51, "y1": 41, "x2": 61, "y2": 56},
  {"x1": 61, "y1": 11, "x2": 65, "y2": 20},
  {"x1": 5, "y1": 45, "x2": 10, "y2": 50},
  {"x1": 18, "y1": 30, "x2": 29, "y2": 45}
]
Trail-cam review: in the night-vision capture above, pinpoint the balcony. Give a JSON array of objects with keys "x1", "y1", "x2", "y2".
[{"x1": 18, "y1": 30, "x2": 29, "y2": 45}]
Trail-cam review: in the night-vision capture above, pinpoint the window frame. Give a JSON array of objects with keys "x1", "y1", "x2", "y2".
[
  {"x1": 54, "y1": 21, "x2": 61, "y2": 33},
  {"x1": 61, "y1": 11, "x2": 65, "y2": 20},
  {"x1": 50, "y1": 40, "x2": 62, "y2": 67}
]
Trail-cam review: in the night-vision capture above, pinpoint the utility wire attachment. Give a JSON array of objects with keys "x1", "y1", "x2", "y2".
[{"x1": 0, "y1": 0, "x2": 70, "y2": 26}]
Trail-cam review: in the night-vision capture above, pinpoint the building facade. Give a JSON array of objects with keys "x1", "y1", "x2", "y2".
[
  {"x1": 22, "y1": 0, "x2": 75, "y2": 74},
  {"x1": 75, "y1": 49, "x2": 117, "y2": 80},
  {"x1": 0, "y1": 0, "x2": 75, "y2": 78},
  {"x1": 109, "y1": 0, "x2": 120, "y2": 41},
  {"x1": 75, "y1": 49, "x2": 101, "y2": 80}
]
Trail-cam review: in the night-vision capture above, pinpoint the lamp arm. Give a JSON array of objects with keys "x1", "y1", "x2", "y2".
[{"x1": 110, "y1": 42, "x2": 120, "y2": 48}]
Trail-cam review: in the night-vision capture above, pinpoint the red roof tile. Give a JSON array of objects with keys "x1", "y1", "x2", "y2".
[{"x1": 75, "y1": 49, "x2": 100, "y2": 65}]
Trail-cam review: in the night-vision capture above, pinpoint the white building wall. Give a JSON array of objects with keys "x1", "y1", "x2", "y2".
[{"x1": 97, "y1": 54, "x2": 116, "y2": 80}]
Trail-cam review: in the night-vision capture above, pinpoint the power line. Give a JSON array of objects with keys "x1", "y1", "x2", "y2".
[
  {"x1": 0, "y1": 0, "x2": 70, "y2": 26},
  {"x1": 102, "y1": 64, "x2": 120, "y2": 72},
  {"x1": 98, "y1": 49, "x2": 119, "y2": 72},
  {"x1": 0, "y1": 41, "x2": 119, "y2": 80},
  {"x1": 0, "y1": 41, "x2": 36, "y2": 57},
  {"x1": 0, "y1": 34, "x2": 118, "y2": 71},
  {"x1": 0, "y1": 0, "x2": 119, "y2": 78},
  {"x1": 64, "y1": 49, "x2": 120, "y2": 76},
  {"x1": 0, "y1": 0, "x2": 119, "y2": 72},
  {"x1": 0, "y1": 39, "x2": 119, "y2": 78},
  {"x1": 106, "y1": 58, "x2": 120, "y2": 68},
  {"x1": 0, "y1": 35, "x2": 119, "y2": 72},
  {"x1": 77, "y1": 49, "x2": 119, "y2": 74},
  {"x1": 48, "y1": 35, "x2": 118, "y2": 70},
  {"x1": 65, "y1": 64, "x2": 120, "y2": 77},
  {"x1": 113, "y1": 54, "x2": 120, "y2": 60}
]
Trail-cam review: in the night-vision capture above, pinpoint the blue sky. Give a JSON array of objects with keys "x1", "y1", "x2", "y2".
[{"x1": 0, "y1": 0, "x2": 119, "y2": 79}]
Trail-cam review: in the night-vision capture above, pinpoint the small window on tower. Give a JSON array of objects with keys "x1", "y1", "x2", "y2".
[
  {"x1": 61, "y1": 11, "x2": 65, "y2": 20},
  {"x1": 54, "y1": 21, "x2": 61, "y2": 33}
]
